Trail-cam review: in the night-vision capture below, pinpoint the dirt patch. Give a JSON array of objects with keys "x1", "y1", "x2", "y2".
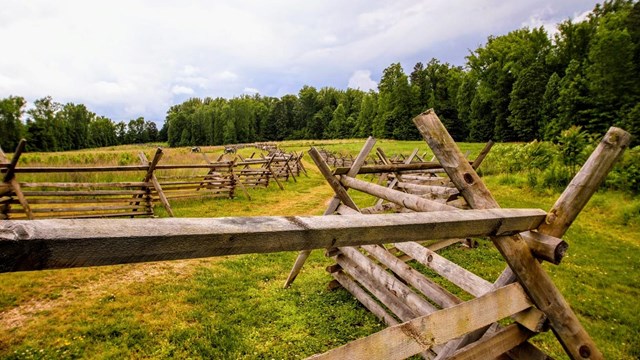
[{"x1": 0, "y1": 259, "x2": 201, "y2": 330}]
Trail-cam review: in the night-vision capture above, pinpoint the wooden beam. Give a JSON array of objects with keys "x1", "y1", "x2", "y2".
[
  {"x1": 308, "y1": 147, "x2": 359, "y2": 211},
  {"x1": 448, "y1": 324, "x2": 533, "y2": 360},
  {"x1": 393, "y1": 242, "x2": 492, "y2": 297},
  {"x1": 307, "y1": 283, "x2": 533, "y2": 360},
  {"x1": 339, "y1": 246, "x2": 438, "y2": 316},
  {"x1": 333, "y1": 161, "x2": 465, "y2": 175},
  {"x1": 340, "y1": 176, "x2": 456, "y2": 212},
  {"x1": 471, "y1": 140, "x2": 494, "y2": 170},
  {"x1": 335, "y1": 253, "x2": 419, "y2": 321},
  {"x1": 538, "y1": 127, "x2": 631, "y2": 238},
  {"x1": 3, "y1": 139, "x2": 26, "y2": 182},
  {"x1": 0, "y1": 141, "x2": 32, "y2": 220},
  {"x1": 0, "y1": 208, "x2": 546, "y2": 272},
  {"x1": 414, "y1": 109, "x2": 603, "y2": 360},
  {"x1": 138, "y1": 150, "x2": 174, "y2": 217},
  {"x1": 331, "y1": 271, "x2": 399, "y2": 327},
  {"x1": 361, "y1": 244, "x2": 461, "y2": 308},
  {"x1": 283, "y1": 137, "x2": 376, "y2": 288}
]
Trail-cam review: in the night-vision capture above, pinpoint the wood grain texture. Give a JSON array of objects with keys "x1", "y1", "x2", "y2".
[
  {"x1": 307, "y1": 283, "x2": 532, "y2": 360},
  {"x1": 0, "y1": 209, "x2": 545, "y2": 272},
  {"x1": 414, "y1": 109, "x2": 603, "y2": 360}
]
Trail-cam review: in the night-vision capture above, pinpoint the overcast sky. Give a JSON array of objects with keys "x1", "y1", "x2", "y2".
[{"x1": 0, "y1": 0, "x2": 598, "y2": 124}]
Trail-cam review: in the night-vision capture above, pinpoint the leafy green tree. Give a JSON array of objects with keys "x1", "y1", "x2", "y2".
[
  {"x1": 541, "y1": 73, "x2": 563, "y2": 140},
  {"x1": 508, "y1": 61, "x2": 549, "y2": 141},
  {"x1": 0, "y1": 96, "x2": 25, "y2": 151},
  {"x1": 88, "y1": 116, "x2": 117, "y2": 148},
  {"x1": 57, "y1": 103, "x2": 94, "y2": 150},
  {"x1": 355, "y1": 91, "x2": 377, "y2": 137},
  {"x1": 376, "y1": 63, "x2": 416, "y2": 140},
  {"x1": 126, "y1": 117, "x2": 147, "y2": 144},
  {"x1": 324, "y1": 103, "x2": 348, "y2": 138},
  {"x1": 26, "y1": 96, "x2": 61, "y2": 151}
]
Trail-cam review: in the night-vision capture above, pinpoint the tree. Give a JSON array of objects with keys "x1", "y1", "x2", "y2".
[
  {"x1": 325, "y1": 103, "x2": 348, "y2": 139},
  {"x1": 0, "y1": 96, "x2": 25, "y2": 151},
  {"x1": 26, "y1": 96, "x2": 61, "y2": 151},
  {"x1": 376, "y1": 63, "x2": 416, "y2": 140},
  {"x1": 541, "y1": 73, "x2": 563, "y2": 140},
  {"x1": 508, "y1": 61, "x2": 549, "y2": 141}
]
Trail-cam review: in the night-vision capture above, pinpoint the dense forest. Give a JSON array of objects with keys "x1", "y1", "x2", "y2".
[{"x1": 1, "y1": 0, "x2": 638, "y2": 152}]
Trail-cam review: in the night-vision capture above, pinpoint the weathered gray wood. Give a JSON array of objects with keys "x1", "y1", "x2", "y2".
[
  {"x1": 3, "y1": 139, "x2": 26, "y2": 182},
  {"x1": 22, "y1": 190, "x2": 148, "y2": 196},
  {"x1": 448, "y1": 324, "x2": 533, "y2": 360},
  {"x1": 14, "y1": 205, "x2": 148, "y2": 213},
  {"x1": 307, "y1": 283, "x2": 533, "y2": 360},
  {"x1": 373, "y1": 148, "x2": 418, "y2": 207},
  {"x1": 137, "y1": 150, "x2": 171, "y2": 217},
  {"x1": 331, "y1": 271, "x2": 399, "y2": 327},
  {"x1": 339, "y1": 246, "x2": 438, "y2": 316},
  {"x1": 521, "y1": 231, "x2": 567, "y2": 265},
  {"x1": 0, "y1": 208, "x2": 546, "y2": 272},
  {"x1": 333, "y1": 161, "x2": 467, "y2": 175},
  {"x1": 538, "y1": 127, "x2": 631, "y2": 238},
  {"x1": 18, "y1": 182, "x2": 150, "y2": 188},
  {"x1": 414, "y1": 109, "x2": 603, "y2": 360},
  {"x1": 471, "y1": 140, "x2": 494, "y2": 170},
  {"x1": 0, "y1": 143, "x2": 32, "y2": 220},
  {"x1": 340, "y1": 176, "x2": 456, "y2": 212},
  {"x1": 361, "y1": 244, "x2": 461, "y2": 308},
  {"x1": 283, "y1": 137, "x2": 376, "y2": 288},
  {"x1": 335, "y1": 253, "x2": 417, "y2": 321},
  {"x1": 393, "y1": 242, "x2": 493, "y2": 297},
  {"x1": 395, "y1": 182, "x2": 459, "y2": 197},
  {"x1": 309, "y1": 148, "x2": 359, "y2": 211}
]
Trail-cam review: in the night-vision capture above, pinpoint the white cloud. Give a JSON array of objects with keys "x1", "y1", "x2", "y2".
[
  {"x1": 348, "y1": 70, "x2": 377, "y2": 91},
  {"x1": 0, "y1": 0, "x2": 599, "y2": 122},
  {"x1": 243, "y1": 87, "x2": 260, "y2": 94},
  {"x1": 171, "y1": 85, "x2": 195, "y2": 95}
]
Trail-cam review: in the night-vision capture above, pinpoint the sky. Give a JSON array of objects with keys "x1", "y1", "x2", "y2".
[{"x1": 0, "y1": 0, "x2": 599, "y2": 124}]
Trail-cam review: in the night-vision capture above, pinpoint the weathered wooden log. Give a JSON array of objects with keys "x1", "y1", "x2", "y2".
[
  {"x1": 393, "y1": 242, "x2": 492, "y2": 297},
  {"x1": 21, "y1": 190, "x2": 148, "y2": 196},
  {"x1": 331, "y1": 271, "x2": 399, "y2": 326},
  {"x1": 18, "y1": 182, "x2": 151, "y2": 188},
  {"x1": 539, "y1": 127, "x2": 632, "y2": 238},
  {"x1": 521, "y1": 231, "x2": 567, "y2": 265},
  {"x1": 414, "y1": 109, "x2": 603, "y2": 360},
  {"x1": 284, "y1": 138, "x2": 376, "y2": 288},
  {"x1": 333, "y1": 161, "x2": 465, "y2": 175},
  {"x1": 339, "y1": 246, "x2": 438, "y2": 315},
  {"x1": 361, "y1": 244, "x2": 461, "y2": 308},
  {"x1": 138, "y1": 150, "x2": 172, "y2": 217},
  {"x1": 340, "y1": 175, "x2": 456, "y2": 212},
  {"x1": 395, "y1": 182, "x2": 459, "y2": 196},
  {"x1": 307, "y1": 283, "x2": 533, "y2": 360},
  {"x1": 1, "y1": 141, "x2": 33, "y2": 219},
  {"x1": 471, "y1": 140, "x2": 494, "y2": 170},
  {"x1": 0, "y1": 208, "x2": 546, "y2": 272},
  {"x1": 335, "y1": 253, "x2": 418, "y2": 321},
  {"x1": 448, "y1": 324, "x2": 533, "y2": 360}
]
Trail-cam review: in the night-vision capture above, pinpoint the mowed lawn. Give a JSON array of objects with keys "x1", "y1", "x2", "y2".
[{"x1": 0, "y1": 139, "x2": 638, "y2": 359}]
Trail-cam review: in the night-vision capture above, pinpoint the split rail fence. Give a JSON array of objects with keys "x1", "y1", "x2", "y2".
[
  {"x1": 0, "y1": 110, "x2": 630, "y2": 360},
  {"x1": 1, "y1": 145, "x2": 307, "y2": 220}
]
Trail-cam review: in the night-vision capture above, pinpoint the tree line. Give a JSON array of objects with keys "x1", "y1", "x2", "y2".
[
  {"x1": 0, "y1": 96, "x2": 162, "y2": 152},
  {"x1": 164, "y1": 0, "x2": 639, "y2": 147},
  {"x1": 1, "y1": 1, "x2": 638, "y2": 152}
]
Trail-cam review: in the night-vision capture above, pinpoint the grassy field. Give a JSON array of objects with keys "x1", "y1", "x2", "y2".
[{"x1": 1, "y1": 139, "x2": 639, "y2": 359}]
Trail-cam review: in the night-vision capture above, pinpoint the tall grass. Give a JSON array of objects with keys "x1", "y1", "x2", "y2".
[{"x1": 0, "y1": 140, "x2": 638, "y2": 359}]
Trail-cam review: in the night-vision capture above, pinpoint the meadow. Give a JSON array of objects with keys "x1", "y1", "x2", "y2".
[{"x1": 0, "y1": 139, "x2": 639, "y2": 359}]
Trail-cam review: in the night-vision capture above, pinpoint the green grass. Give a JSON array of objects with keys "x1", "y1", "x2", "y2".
[{"x1": 1, "y1": 140, "x2": 639, "y2": 359}]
